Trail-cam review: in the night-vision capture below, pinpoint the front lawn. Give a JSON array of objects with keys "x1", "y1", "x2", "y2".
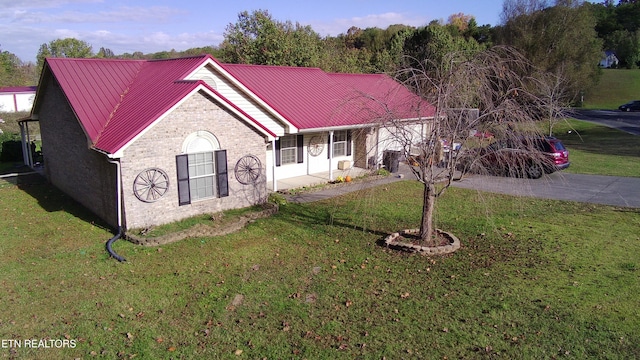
[
  {"x1": 1, "y1": 178, "x2": 638, "y2": 359},
  {"x1": 553, "y1": 119, "x2": 640, "y2": 177}
]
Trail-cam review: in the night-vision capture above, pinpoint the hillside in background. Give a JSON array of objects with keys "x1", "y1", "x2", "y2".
[{"x1": 583, "y1": 69, "x2": 640, "y2": 110}]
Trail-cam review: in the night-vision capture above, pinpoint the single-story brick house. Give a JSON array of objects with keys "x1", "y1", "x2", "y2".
[{"x1": 22, "y1": 55, "x2": 434, "y2": 231}]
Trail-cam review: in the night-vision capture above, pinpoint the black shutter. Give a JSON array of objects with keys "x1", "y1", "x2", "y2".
[
  {"x1": 327, "y1": 133, "x2": 331, "y2": 159},
  {"x1": 297, "y1": 134, "x2": 304, "y2": 163},
  {"x1": 346, "y1": 130, "x2": 352, "y2": 156},
  {"x1": 275, "y1": 139, "x2": 281, "y2": 167},
  {"x1": 215, "y1": 150, "x2": 229, "y2": 197},
  {"x1": 176, "y1": 154, "x2": 191, "y2": 206}
]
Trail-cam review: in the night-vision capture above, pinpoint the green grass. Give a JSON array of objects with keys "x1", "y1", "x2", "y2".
[
  {"x1": 553, "y1": 119, "x2": 640, "y2": 177},
  {"x1": 1, "y1": 178, "x2": 639, "y2": 359},
  {"x1": 583, "y1": 69, "x2": 640, "y2": 110}
]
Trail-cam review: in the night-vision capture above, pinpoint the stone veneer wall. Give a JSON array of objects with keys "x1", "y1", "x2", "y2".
[
  {"x1": 120, "y1": 91, "x2": 268, "y2": 230},
  {"x1": 37, "y1": 78, "x2": 118, "y2": 227},
  {"x1": 353, "y1": 127, "x2": 382, "y2": 169}
]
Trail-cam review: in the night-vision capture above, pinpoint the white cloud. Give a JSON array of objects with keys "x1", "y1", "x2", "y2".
[
  {"x1": 0, "y1": 0, "x2": 102, "y2": 9},
  {"x1": 5, "y1": 5, "x2": 182, "y2": 25},
  {"x1": 311, "y1": 12, "x2": 428, "y2": 36}
]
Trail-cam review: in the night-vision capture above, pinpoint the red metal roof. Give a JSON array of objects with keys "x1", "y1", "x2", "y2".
[
  {"x1": 45, "y1": 55, "x2": 272, "y2": 154},
  {"x1": 220, "y1": 64, "x2": 434, "y2": 130},
  {"x1": 44, "y1": 55, "x2": 434, "y2": 155}
]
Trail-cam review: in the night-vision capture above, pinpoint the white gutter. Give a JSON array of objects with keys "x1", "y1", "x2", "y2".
[
  {"x1": 271, "y1": 139, "x2": 278, "y2": 192},
  {"x1": 295, "y1": 116, "x2": 434, "y2": 134},
  {"x1": 328, "y1": 130, "x2": 334, "y2": 181}
]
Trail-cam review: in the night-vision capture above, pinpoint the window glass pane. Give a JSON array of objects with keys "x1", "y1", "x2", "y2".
[
  {"x1": 188, "y1": 151, "x2": 216, "y2": 200},
  {"x1": 334, "y1": 131, "x2": 347, "y2": 142},
  {"x1": 280, "y1": 136, "x2": 297, "y2": 164},
  {"x1": 281, "y1": 136, "x2": 296, "y2": 148},
  {"x1": 332, "y1": 131, "x2": 347, "y2": 157},
  {"x1": 281, "y1": 148, "x2": 296, "y2": 164}
]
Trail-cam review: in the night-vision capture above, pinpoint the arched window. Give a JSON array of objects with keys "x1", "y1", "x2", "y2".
[{"x1": 176, "y1": 131, "x2": 228, "y2": 205}]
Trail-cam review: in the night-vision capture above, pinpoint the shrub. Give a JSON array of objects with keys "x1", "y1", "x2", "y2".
[
  {"x1": 0, "y1": 133, "x2": 23, "y2": 162},
  {"x1": 268, "y1": 192, "x2": 288, "y2": 206},
  {"x1": 376, "y1": 168, "x2": 390, "y2": 176}
]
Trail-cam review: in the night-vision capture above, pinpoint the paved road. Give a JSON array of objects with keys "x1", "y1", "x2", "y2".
[
  {"x1": 287, "y1": 164, "x2": 640, "y2": 208},
  {"x1": 569, "y1": 109, "x2": 640, "y2": 135}
]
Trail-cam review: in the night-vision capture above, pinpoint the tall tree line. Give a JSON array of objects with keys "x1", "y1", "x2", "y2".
[{"x1": 1, "y1": 1, "x2": 638, "y2": 101}]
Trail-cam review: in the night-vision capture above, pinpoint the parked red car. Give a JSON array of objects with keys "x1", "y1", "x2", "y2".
[{"x1": 458, "y1": 136, "x2": 570, "y2": 179}]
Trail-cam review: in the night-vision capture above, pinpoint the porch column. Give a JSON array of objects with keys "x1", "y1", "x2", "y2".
[
  {"x1": 271, "y1": 138, "x2": 278, "y2": 192},
  {"x1": 375, "y1": 126, "x2": 380, "y2": 170},
  {"x1": 19, "y1": 121, "x2": 33, "y2": 168},
  {"x1": 328, "y1": 130, "x2": 334, "y2": 181}
]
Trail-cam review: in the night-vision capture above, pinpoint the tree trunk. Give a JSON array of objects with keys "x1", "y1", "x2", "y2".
[{"x1": 419, "y1": 181, "x2": 436, "y2": 245}]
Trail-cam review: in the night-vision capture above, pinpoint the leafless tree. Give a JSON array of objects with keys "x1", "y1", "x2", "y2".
[{"x1": 378, "y1": 46, "x2": 562, "y2": 246}]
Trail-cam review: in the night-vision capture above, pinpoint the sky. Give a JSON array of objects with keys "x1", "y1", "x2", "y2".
[{"x1": 0, "y1": 0, "x2": 507, "y2": 63}]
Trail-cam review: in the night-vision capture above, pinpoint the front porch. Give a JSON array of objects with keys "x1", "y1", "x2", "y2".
[{"x1": 267, "y1": 167, "x2": 371, "y2": 191}]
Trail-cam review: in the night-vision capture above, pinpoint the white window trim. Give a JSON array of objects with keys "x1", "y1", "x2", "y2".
[
  {"x1": 182, "y1": 131, "x2": 220, "y2": 202},
  {"x1": 333, "y1": 130, "x2": 348, "y2": 157},
  {"x1": 280, "y1": 135, "x2": 297, "y2": 165}
]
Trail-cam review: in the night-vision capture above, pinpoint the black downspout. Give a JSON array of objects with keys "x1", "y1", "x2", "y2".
[
  {"x1": 106, "y1": 226, "x2": 126, "y2": 262},
  {"x1": 106, "y1": 158, "x2": 126, "y2": 262}
]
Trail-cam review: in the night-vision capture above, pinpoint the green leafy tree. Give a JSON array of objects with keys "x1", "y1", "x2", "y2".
[
  {"x1": 401, "y1": 23, "x2": 483, "y2": 74},
  {"x1": 219, "y1": 10, "x2": 322, "y2": 67},
  {"x1": 0, "y1": 48, "x2": 36, "y2": 86},
  {"x1": 96, "y1": 47, "x2": 115, "y2": 58},
  {"x1": 0, "y1": 49, "x2": 22, "y2": 86},
  {"x1": 497, "y1": 0, "x2": 602, "y2": 102},
  {"x1": 36, "y1": 38, "x2": 94, "y2": 73},
  {"x1": 587, "y1": 0, "x2": 640, "y2": 68},
  {"x1": 607, "y1": 29, "x2": 640, "y2": 68}
]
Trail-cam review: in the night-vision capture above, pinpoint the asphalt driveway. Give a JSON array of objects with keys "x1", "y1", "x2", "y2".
[
  {"x1": 451, "y1": 172, "x2": 640, "y2": 208},
  {"x1": 287, "y1": 164, "x2": 640, "y2": 208}
]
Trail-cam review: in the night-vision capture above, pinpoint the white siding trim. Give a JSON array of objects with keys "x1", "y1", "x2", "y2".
[{"x1": 185, "y1": 59, "x2": 298, "y2": 135}]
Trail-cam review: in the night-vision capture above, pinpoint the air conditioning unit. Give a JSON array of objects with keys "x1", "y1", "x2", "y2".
[{"x1": 338, "y1": 160, "x2": 351, "y2": 170}]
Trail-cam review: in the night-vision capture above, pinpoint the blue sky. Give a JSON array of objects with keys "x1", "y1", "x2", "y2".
[{"x1": 1, "y1": 0, "x2": 507, "y2": 63}]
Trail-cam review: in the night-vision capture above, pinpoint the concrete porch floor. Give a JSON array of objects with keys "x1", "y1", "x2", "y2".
[{"x1": 268, "y1": 166, "x2": 373, "y2": 191}]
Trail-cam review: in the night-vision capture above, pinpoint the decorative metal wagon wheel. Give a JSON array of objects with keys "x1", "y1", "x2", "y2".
[
  {"x1": 133, "y1": 168, "x2": 169, "y2": 202},
  {"x1": 308, "y1": 135, "x2": 324, "y2": 157},
  {"x1": 235, "y1": 155, "x2": 262, "y2": 185}
]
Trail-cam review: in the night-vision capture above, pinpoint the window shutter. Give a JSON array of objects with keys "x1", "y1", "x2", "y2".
[
  {"x1": 297, "y1": 134, "x2": 304, "y2": 163},
  {"x1": 275, "y1": 139, "x2": 281, "y2": 167},
  {"x1": 327, "y1": 134, "x2": 331, "y2": 159},
  {"x1": 176, "y1": 154, "x2": 191, "y2": 206},
  {"x1": 346, "y1": 130, "x2": 352, "y2": 156},
  {"x1": 215, "y1": 150, "x2": 229, "y2": 197}
]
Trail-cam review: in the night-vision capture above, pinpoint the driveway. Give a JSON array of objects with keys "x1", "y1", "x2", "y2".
[
  {"x1": 452, "y1": 172, "x2": 640, "y2": 208},
  {"x1": 287, "y1": 164, "x2": 640, "y2": 208}
]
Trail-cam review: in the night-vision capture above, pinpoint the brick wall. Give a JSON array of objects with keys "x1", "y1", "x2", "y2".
[
  {"x1": 120, "y1": 91, "x2": 268, "y2": 230},
  {"x1": 37, "y1": 78, "x2": 118, "y2": 227}
]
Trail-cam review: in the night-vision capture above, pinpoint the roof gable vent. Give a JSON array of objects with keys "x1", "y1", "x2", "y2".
[{"x1": 201, "y1": 76, "x2": 217, "y2": 90}]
